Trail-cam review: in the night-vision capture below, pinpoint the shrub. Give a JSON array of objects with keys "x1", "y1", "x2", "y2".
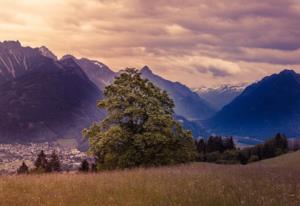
[
  {"x1": 205, "y1": 151, "x2": 221, "y2": 162},
  {"x1": 79, "y1": 159, "x2": 89, "y2": 172},
  {"x1": 248, "y1": 155, "x2": 259, "y2": 163},
  {"x1": 17, "y1": 162, "x2": 29, "y2": 174},
  {"x1": 220, "y1": 150, "x2": 239, "y2": 164}
]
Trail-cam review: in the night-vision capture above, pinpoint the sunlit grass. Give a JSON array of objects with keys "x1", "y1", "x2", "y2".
[{"x1": 0, "y1": 151, "x2": 299, "y2": 206}]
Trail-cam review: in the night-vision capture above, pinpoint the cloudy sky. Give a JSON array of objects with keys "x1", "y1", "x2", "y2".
[{"x1": 0, "y1": 0, "x2": 299, "y2": 87}]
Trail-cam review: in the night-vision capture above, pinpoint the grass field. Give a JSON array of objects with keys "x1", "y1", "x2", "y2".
[{"x1": 0, "y1": 151, "x2": 299, "y2": 206}]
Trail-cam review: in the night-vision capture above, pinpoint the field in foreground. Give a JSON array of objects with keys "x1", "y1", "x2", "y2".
[{"x1": 1, "y1": 152, "x2": 300, "y2": 206}]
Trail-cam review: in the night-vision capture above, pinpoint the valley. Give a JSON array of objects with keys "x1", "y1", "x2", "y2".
[{"x1": 0, "y1": 141, "x2": 86, "y2": 175}]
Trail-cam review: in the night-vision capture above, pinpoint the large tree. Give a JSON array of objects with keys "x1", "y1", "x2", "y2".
[{"x1": 84, "y1": 68, "x2": 196, "y2": 170}]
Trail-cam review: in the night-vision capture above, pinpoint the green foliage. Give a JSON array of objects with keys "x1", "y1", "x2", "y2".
[
  {"x1": 17, "y1": 162, "x2": 29, "y2": 174},
  {"x1": 219, "y1": 150, "x2": 240, "y2": 164},
  {"x1": 31, "y1": 150, "x2": 62, "y2": 174},
  {"x1": 206, "y1": 136, "x2": 225, "y2": 153},
  {"x1": 248, "y1": 155, "x2": 259, "y2": 163},
  {"x1": 196, "y1": 139, "x2": 206, "y2": 154},
  {"x1": 238, "y1": 150, "x2": 250, "y2": 165},
  {"x1": 48, "y1": 151, "x2": 61, "y2": 172},
  {"x1": 195, "y1": 136, "x2": 238, "y2": 163},
  {"x1": 223, "y1": 137, "x2": 235, "y2": 150},
  {"x1": 84, "y1": 68, "x2": 197, "y2": 170},
  {"x1": 205, "y1": 151, "x2": 221, "y2": 162},
  {"x1": 195, "y1": 133, "x2": 289, "y2": 165},
  {"x1": 249, "y1": 133, "x2": 288, "y2": 162},
  {"x1": 34, "y1": 150, "x2": 49, "y2": 172}
]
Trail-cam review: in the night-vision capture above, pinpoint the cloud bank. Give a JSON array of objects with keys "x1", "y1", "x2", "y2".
[{"x1": 0, "y1": 0, "x2": 299, "y2": 87}]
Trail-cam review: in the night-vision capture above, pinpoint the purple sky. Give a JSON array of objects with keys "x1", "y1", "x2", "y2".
[{"x1": 0, "y1": 0, "x2": 299, "y2": 87}]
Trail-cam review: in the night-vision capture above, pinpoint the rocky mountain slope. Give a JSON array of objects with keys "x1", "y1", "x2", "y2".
[{"x1": 0, "y1": 41, "x2": 104, "y2": 143}]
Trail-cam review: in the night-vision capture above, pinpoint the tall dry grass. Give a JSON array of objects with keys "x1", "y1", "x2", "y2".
[{"x1": 0, "y1": 151, "x2": 300, "y2": 206}]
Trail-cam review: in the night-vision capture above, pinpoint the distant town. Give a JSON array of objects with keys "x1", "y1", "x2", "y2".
[{"x1": 0, "y1": 142, "x2": 87, "y2": 175}]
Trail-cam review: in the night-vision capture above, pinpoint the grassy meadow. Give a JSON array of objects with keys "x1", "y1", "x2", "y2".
[{"x1": 0, "y1": 151, "x2": 300, "y2": 206}]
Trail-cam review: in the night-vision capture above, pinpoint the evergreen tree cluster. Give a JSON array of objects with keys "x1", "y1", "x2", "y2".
[
  {"x1": 17, "y1": 150, "x2": 61, "y2": 174},
  {"x1": 34, "y1": 150, "x2": 62, "y2": 173},
  {"x1": 195, "y1": 136, "x2": 238, "y2": 164},
  {"x1": 196, "y1": 136, "x2": 235, "y2": 154},
  {"x1": 195, "y1": 133, "x2": 289, "y2": 164},
  {"x1": 238, "y1": 133, "x2": 288, "y2": 164}
]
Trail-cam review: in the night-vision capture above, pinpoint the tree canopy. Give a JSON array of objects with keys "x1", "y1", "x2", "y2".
[{"x1": 84, "y1": 68, "x2": 196, "y2": 170}]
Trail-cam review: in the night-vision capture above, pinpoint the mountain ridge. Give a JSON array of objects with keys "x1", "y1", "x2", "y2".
[
  {"x1": 0, "y1": 41, "x2": 104, "y2": 143},
  {"x1": 195, "y1": 83, "x2": 248, "y2": 110},
  {"x1": 207, "y1": 69, "x2": 300, "y2": 139},
  {"x1": 141, "y1": 66, "x2": 216, "y2": 121}
]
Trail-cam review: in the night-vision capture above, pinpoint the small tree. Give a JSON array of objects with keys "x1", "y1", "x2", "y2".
[
  {"x1": 206, "y1": 136, "x2": 224, "y2": 153},
  {"x1": 34, "y1": 150, "x2": 49, "y2": 172},
  {"x1": 17, "y1": 162, "x2": 29, "y2": 174},
  {"x1": 273, "y1": 133, "x2": 288, "y2": 151},
  {"x1": 79, "y1": 159, "x2": 89, "y2": 172},
  {"x1": 238, "y1": 150, "x2": 249, "y2": 165},
  {"x1": 84, "y1": 68, "x2": 197, "y2": 170},
  {"x1": 49, "y1": 151, "x2": 61, "y2": 172},
  {"x1": 223, "y1": 137, "x2": 236, "y2": 150},
  {"x1": 196, "y1": 139, "x2": 206, "y2": 154}
]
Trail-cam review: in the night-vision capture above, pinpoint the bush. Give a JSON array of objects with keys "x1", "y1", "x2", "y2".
[
  {"x1": 248, "y1": 155, "x2": 259, "y2": 163},
  {"x1": 79, "y1": 159, "x2": 89, "y2": 172},
  {"x1": 219, "y1": 150, "x2": 239, "y2": 164},
  {"x1": 17, "y1": 162, "x2": 29, "y2": 174},
  {"x1": 205, "y1": 152, "x2": 221, "y2": 162}
]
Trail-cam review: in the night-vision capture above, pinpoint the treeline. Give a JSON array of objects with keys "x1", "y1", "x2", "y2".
[
  {"x1": 16, "y1": 134, "x2": 292, "y2": 174},
  {"x1": 17, "y1": 150, "x2": 97, "y2": 174},
  {"x1": 195, "y1": 133, "x2": 290, "y2": 164}
]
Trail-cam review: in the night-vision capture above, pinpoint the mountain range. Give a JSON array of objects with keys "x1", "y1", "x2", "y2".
[
  {"x1": 207, "y1": 70, "x2": 300, "y2": 139},
  {"x1": 1, "y1": 40, "x2": 300, "y2": 145},
  {"x1": 0, "y1": 41, "x2": 210, "y2": 143},
  {"x1": 0, "y1": 41, "x2": 105, "y2": 143},
  {"x1": 195, "y1": 83, "x2": 247, "y2": 110},
  {"x1": 141, "y1": 66, "x2": 215, "y2": 121}
]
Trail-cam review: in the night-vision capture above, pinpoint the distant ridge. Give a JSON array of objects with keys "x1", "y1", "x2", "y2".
[
  {"x1": 61, "y1": 55, "x2": 115, "y2": 89},
  {"x1": 141, "y1": 66, "x2": 216, "y2": 121},
  {"x1": 207, "y1": 69, "x2": 300, "y2": 139},
  {"x1": 195, "y1": 83, "x2": 248, "y2": 110}
]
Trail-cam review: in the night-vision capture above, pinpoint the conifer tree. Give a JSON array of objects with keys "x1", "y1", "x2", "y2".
[
  {"x1": 196, "y1": 139, "x2": 206, "y2": 154},
  {"x1": 79, "y1": 159, "x2": 89, "y2": 172},
  {"x1": 34, "y1": 150, "x2": 49, "y2": 172},
  {"x1": 223, "y1": 137, "x2": 236, "y2": 150},
  {"x1": 17, "y1": 161, "x2": 29, "y2": 174},
  {"x1": 49, "y1": 151, "x2": 61, "y2": 172},
  {"x1": 84, "y1": 68, "x2": 197, "y2": 170}
]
